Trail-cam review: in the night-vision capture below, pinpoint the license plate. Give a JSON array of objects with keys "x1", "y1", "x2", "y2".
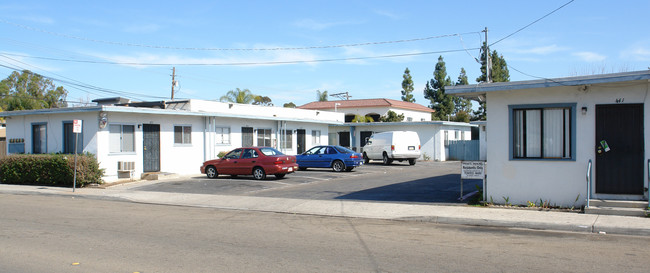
[{"x1": 408, "y1": 146, "x2": 415, "y2": 150}]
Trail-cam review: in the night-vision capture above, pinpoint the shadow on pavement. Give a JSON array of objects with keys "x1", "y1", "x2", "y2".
[{"x1": 335, "y1": 174, "x2": 482, "y2": 204}]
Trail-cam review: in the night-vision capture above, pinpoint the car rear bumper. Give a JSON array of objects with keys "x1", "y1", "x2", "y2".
[
  {"x1": 267, "y1": 163, "x2": 299, "y2": 174},
  {"x1": 344, "y1": 159, "x2": 364, "y2": 167}
]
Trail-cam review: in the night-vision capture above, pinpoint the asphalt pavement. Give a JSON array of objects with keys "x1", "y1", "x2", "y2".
[{"x1": 2, "y1": 182, "x2": 649, "y2": 237}]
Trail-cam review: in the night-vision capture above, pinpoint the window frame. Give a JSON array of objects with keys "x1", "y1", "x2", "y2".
[
  {"x1": 109, "y1": 124, "x2": 136, "y2": 154},
  {"x1": 174, "y1": 125, "x2": 192, "y2": 145},
  {"x1": 32, "y1": 122, "x2": 47, "y2": 154},
  {"x1": 63, "y1": 120, "x2": 84, "y2": 154},
  {"x1": 256, "y1": 128, "x2": 272, "y2": 147},
  {"x1": 215, "y1": 127, "x2": 231, "y2": 145},
  {"x1": 311, "y1": 130, "x2": 321, "y2": 144},
  {"x1": 508, "y1": 103, "x2": 576, "y2": 161}
]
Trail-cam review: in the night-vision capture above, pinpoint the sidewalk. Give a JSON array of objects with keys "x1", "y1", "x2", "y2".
[{"x1": 2, "y1": 183, "x2": 649, "y2": 236}]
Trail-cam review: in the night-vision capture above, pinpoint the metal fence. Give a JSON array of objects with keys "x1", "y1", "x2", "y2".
[{"x1": 448, "y1": 140, "x2": 480, "y2": 161}]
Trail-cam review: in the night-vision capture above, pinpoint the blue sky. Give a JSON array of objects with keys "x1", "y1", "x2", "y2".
[{"x1": 1, "y1": 0, "x2": 648, "y2": 108}]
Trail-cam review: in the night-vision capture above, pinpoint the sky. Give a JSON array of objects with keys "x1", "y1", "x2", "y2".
[{"x1": 0, "y1": 0, "x2": 649, "y2": 108}]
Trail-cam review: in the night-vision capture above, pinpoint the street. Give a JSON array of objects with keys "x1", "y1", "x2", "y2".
[{"x1": 2, "y1": 194, "x2": 649, "y2": 272}]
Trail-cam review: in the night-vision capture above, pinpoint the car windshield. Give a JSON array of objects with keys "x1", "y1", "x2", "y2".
[
  {"x1": 259, "y1": 147, "x2": 284, "y2": 156},
  {"x1": 334, "y1": 146, "x2": 355, "y2": 154}
]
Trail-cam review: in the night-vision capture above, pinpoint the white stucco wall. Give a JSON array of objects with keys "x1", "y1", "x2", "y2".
[
  {"x1": 486, "y1": 80, "x2": 650, "y2": 207},
  {"x1": 327, "y1": 122, "x2": 473, "y2": 162}
]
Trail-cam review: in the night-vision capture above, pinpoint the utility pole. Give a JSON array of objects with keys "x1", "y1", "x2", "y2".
[
  {"x1": 171, "y1": 67, "x2": 176, "y2": 100},
  {"x1": 483, "y1": 27, "x2": 490, "y2": 83}
]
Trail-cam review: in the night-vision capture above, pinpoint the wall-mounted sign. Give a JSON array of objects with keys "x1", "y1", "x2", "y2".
[{"x1": 73, "y1": 119, "x2": 83, "y2": 133}]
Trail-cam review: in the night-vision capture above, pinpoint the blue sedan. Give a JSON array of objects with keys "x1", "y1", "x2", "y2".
[{"x1": 296, "y1": 145, "x2": 363, "y2": 172}]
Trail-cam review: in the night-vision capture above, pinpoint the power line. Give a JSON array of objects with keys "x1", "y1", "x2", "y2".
[
  {"x1": 490, "y1": 0, "x2": 574, "y2": 46},
  {"x1": 0, "y1": 59, "x2": 171, "y2": 101},
  {"x1": 1, "y1": 48, "x2": 481, "y2": 66},
  {"x1": 0, "y1": 19, "x2": 480, "y2": 51}
]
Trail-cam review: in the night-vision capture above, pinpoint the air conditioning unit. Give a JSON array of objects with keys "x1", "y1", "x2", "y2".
[{"x1": 117, "y1": 161, "x2": 135, "y2": 171}]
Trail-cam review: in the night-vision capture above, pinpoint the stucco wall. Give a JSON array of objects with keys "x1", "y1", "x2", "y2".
[
  {"x1": 5, "y1": 108, "x2": 332, "y2": 182},
  {"x1": 486, "y1": 80, "x2": 650, "y2": 207}
]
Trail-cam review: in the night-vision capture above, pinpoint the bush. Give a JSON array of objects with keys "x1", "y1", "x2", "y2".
[{"x1": 0, "y1": 154, "x2": 104, "y2": 187}]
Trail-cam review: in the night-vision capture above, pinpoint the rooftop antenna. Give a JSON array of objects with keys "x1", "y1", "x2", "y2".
[{"x1": 330, "y1": 92, "x2": 351, "y2": 100}]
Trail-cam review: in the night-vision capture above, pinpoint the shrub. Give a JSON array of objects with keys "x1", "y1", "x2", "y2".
[{"x1": 0, "y1": 154, "x2": 104, "y2": 187}]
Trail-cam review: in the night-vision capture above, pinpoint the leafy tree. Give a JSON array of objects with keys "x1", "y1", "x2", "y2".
[
  {"x1": 453, "y1": 110, "x2": 471, "y2": 123},
  {"x1": 219, "y1": 88, "x2": 255, "y2": 104},
  {"x1": 474, "y1": 42, "x2": 510, "y2": 120},
  {"x1": 424, "y1": 56, "x2": 454, "y2": 120},
  {"x1": 379, "y1": 110, "x2": 405, "y2": 122},
  {"x1": 400, "y1": 67, "x2": 415, "y2": 102},
  {"x1": 283, "y1": 102, "x2": 296, "y2": 108},
  {"x1": 453, "y1": 68, "x2": 472, "y2": 115},
  {"x1": 351, "y1": 115, "x2": 374, "y2": 123},
  {"x1": 0, "y1": 70, "x2": 67, "y2": 111},
  {"x1": 316, "y1": 90, "x2": 328, "y2": 102},
  {"x1": 253, "y1": 95, "x2": 273, "y2": 106}
]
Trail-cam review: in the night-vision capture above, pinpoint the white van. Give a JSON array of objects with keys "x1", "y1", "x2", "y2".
[{"x1": 362, "y1": 131, "x2": 421, "y2": 165}]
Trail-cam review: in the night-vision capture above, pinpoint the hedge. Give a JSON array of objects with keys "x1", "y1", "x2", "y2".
[{"x1": 0, "y1": 154, "x2": 104, "y2": 187}]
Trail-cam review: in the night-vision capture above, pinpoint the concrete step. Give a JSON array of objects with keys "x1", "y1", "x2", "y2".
[
  {"x1": 589, "y1": 199, "x2": 647, "y2": 209},
  {"x1": 585, "y1": 206, "x2": 648, "y2": 217},
  {"x1": 140, "y1": 172, "x2": 178, "y2": 181}
]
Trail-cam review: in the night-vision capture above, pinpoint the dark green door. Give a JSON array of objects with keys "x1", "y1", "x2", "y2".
[
  {"x1": 595, "y1": 104, "x2": 644, "y2": 194},
  {"x1": 143, "y1": 124, "x2": 160, "y2": 172}
]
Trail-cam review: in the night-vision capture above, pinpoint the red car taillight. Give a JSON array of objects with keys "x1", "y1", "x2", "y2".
[
  {"x1": 391, "y1": 145, "x2": 395, "y2": 151},
  {"x1": 274, "y1": 160, "x2": 284, "y2": 165},
  {"x1": 350, "y1": 155, "x2": 359, "y2": 159}
]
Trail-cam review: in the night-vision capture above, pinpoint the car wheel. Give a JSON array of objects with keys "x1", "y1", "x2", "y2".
[
  {"x1": 363, "y1": 153, "x2": 369, "y2": 164},
  {"x1": 253, "y1": 167, "x2": 266, "y2": 180},
  {"x1": 382, "y1": 153, "x2": 392, "y2": 165},
  {"x1": 274, "y1": 173, "x2": 286, "y2": 179},
  {"x1": 206, "y1": 166, "x2": 218, "y2": 179},
  {"x1": 332, "y1": 160, "x2": 345, "y2": 172},
  {"x1": 345, "y1": 167, "x2": 354, "y2": 172},
  {"x1": 409, "y1": 159, "x2": 416, "y2": 165}
]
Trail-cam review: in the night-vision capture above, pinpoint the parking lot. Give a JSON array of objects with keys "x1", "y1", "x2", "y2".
[{"x1": 130, "y1": 161, "x2": 482, "y2": 204}]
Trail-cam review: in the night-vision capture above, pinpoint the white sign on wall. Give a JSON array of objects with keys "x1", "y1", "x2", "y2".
[{"x1": 461, "y1": 161, "x2": 485, "y2": 179}]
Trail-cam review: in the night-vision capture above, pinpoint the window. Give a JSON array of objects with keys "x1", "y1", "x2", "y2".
[
  {"x1": 174, "y1": 125, "x2": 192, "y2": 144},
  {"x1": 281, "y1": 130, "x2": 292, "y2": 149},
  {"x1": 109, "y1": 124, "x2": 135, "y2": 153},
  {"x1": 257, "y1": 129, "x2": 272, "y2": 146},
  {"x1": 215, "y1": 127, "x2": 230, "y2": 144},
  {"x1": 32, "y1": 123, "x2": 47, "y2": 154},
  {"x1": 63, "y1": 122, "x2": 83, "y2": 154},
  {"x1": 510, "y1": 104, "x2": 575, "y2": 160},
  {"x1": 444, "y1": 131, "x2": 449, "y2": 147},
  {"x1": 310, "y1": 130, "x2": 319, "y2": 145},
  {"x1": 242, "y1": 127, "x2": 254, "y2": 147}
]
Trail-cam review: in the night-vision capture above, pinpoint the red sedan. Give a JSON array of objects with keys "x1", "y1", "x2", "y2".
[{"x1": 200, "y1": 147, "x2": 298, "y2": 180}]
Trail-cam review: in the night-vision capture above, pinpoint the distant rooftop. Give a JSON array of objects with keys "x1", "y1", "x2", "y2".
[{"x1": 298, "y1": 98, "x2": 434, "y2": 113}]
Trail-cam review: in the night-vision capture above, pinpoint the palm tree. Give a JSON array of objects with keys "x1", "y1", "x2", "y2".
[
  {"x1": 219, "y1": 88, "x2": 255, "y2": 104},
  {"x1": 316, "y1": 90, "x2": 328, "y2": 102}
]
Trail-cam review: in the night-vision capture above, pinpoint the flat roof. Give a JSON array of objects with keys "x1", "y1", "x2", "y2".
[
  {"x1": 446, "y1": 70, "x2": 650, "y2": 98},
  {"x1": 330, "y1": 121, "x2": 476, "y2": 127},
  {"x1": 0, "y1": 105, "x2": 343, "y2": 125}
]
